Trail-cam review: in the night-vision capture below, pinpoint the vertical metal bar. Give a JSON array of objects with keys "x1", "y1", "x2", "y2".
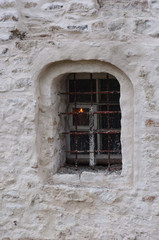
[
  {"x1": 74, "y1": 73, "x2": 78, "y2": 170},
  {"x1": 106, "y1": 73, "x2": 111, "y2": 171},
  {"x1": 90, "y1": 73, "x2": 93, "y2": 105},
  {"x1": 96, "y1": 77, "x2": 100, "y2": 157},
  {"x1": 89, "y1": 106, "x2": 95, "y2": 167}
]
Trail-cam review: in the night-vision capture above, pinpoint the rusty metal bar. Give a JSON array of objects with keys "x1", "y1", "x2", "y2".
[
  {"x1": 65, "y1": 150, "x2": 119, "y2": 153},
  {"x1": 90, "y1": 73, "x2": 93, "y2": 105},
  {"x1": 94, "y1": 111, "x2": 120, "y2": 114},
  {"x1": 95, "y1": 130, "x2": 120, "y2": 134},
  {"x1": 74, "y1": 73, "x2": 78, "y2": 170},
  {"x1": 63, "y1": 131, "x2": 88, "y2": 135},
  {"x1": 60, "y1": 112, "x2": 89, "y2": 115},
  {"x1": 62, "y1": 131, "x2": 120, "y2": 135},
  {"x1": 59, "y1": 91, "x2": 120, "y2": 95},
  {"x1": 106, "y1": 73, "x2": 111, "y2": 171},
  {"x1": 60, "y1": 111, "x2": 120, "y2": 115},
  {"x1": 74, "y1": 102, "x2": 120, "y2": 106}
]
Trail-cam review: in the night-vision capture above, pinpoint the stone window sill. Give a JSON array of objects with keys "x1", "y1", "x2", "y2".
[{"x1": 51, "y1": 171, "x2": 128, "y2": 188}]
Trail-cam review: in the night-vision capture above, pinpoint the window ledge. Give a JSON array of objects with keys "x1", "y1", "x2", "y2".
[{"x1": 52, "y1": 171, "x2": 128, "y2": 188}]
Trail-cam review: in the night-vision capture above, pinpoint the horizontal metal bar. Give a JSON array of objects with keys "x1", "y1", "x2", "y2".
[
  {"x1": 59, "y1": 91, "x2": 120, "y2": 95},
  {"x1": 62, "y1": 132, "x2": 88, "y2": 135},
  {"x1": 66, "y1": 150, "x2": 89, "y2": 153},
  {"x1": 74, "y1": 102, "x2": 120, "y2": 106},
  {"x1": 94, "y1": 111, "x2": 121, "y2": 114},
  {"x1": 95, "y1": 130, "x2": 121, "y2": 134},
  {"x1": 95, "y1": 150, "x2": 120, "y2": 153},
  {"x1": 61, "y1": 130, "x2": 120, "y2": 135},
  {"x1": 65, "y1": 150, "x2": 120, "y2": 153},
  {"x1": 59, "y1": 111, "x2": 120, "y2": 115}
]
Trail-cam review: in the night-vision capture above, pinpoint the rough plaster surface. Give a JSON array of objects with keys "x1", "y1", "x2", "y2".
[{"x1": 0, "y1": 0, "x2": 159, "y2": 239}]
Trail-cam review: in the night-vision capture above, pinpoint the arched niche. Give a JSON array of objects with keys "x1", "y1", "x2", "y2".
[{"x1": 37, "y1": 60, "x2": 134, "y2": 184}]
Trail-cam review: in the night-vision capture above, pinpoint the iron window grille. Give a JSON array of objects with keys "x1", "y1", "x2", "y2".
[{"x1": 59, "y1": 73, "x2": 121, "y2": 171}]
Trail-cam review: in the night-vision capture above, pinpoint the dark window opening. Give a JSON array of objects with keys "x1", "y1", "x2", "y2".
[{"x1": 60, "y1": 73, "x2": 122, "y2": 172}]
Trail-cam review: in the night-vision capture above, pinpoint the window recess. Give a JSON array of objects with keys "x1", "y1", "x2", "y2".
[{"x1": 59, "y1": 73, "x2": 122, "y2": 171}]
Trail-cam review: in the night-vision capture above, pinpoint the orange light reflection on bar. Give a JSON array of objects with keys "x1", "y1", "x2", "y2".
[{"x1": 79, "y1": 108, "x2": 83, "y2": 113}]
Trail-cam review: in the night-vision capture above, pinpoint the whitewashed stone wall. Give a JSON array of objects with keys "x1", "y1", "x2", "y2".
[{"x1": 1, "y1": 0, "x2": 159, "y2": 239}]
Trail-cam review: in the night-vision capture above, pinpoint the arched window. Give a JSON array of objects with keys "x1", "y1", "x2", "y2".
[
  {"x1": 60, "y1": 73, "x2": 122, "y2": 172},
  {"x1": 38, "y1": 60, "x2": 134, "y2": 184}
]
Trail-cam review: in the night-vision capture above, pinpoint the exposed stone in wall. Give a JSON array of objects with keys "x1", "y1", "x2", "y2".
[
  {"x1": 0, "y1": 0, "x2": 159, "y2": 239},
  {"x1": 148, "y1": 0, "x2": 159, "y2": 9}
]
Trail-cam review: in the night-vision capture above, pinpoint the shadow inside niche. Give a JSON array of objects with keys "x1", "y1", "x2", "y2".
[{"x1": 58, "y1": 163, "x2": 122, "y2": 175}]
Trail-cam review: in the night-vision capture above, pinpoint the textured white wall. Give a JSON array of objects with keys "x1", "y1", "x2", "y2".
[{"x1": 1, "y1": 0, "x2": 159, "y2": 239}]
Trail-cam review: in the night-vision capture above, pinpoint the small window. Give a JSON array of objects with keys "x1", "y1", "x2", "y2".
[{"x1": 60, "y1": 73, "x2": 122, "y2": 172}]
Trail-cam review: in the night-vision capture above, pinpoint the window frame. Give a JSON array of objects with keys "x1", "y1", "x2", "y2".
[{"x1": 64, "y1": 73, "x2": 122, "y2": 169}]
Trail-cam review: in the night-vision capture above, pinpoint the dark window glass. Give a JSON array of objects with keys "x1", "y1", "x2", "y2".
[
  {"x1": 100, "y1": 78, "x2": 120, "y2": 103},
  {"x1": 73, "y1": 108, "x2": 89, "y2": 126},
  {"x1": 69, "y1": 79, "x2": 96, "y2": 102},
  {"x1": 101, "y1": 133, "x2": 121, "y2": 154},
  {"x1": 70, "y1": 134, "x2": 97, "y2": 153},
  {"x1": 100, "y1": 105, "x2": 121, "y2": 129}
]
